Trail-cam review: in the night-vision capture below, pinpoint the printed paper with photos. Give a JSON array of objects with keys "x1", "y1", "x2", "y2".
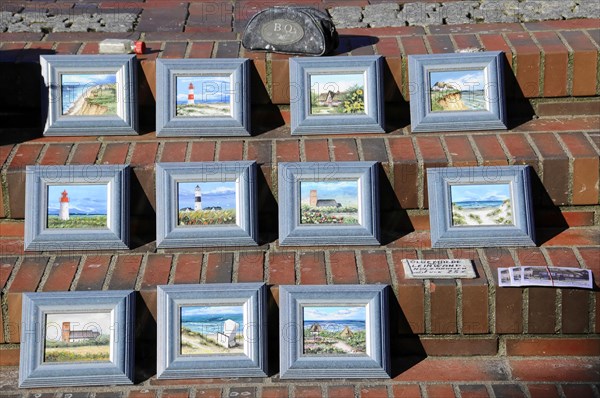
[
  {"x1": 309, "y1": 73, "x2": 366, "y2": 115},
  {"x1": 300, "y1": 180, "x2": 359, "y2": 225},
  {"x1": 180, "y1": 305, "x2": 244, "y2": 355},
  {"x1": 61, "y1": 74, "x2": 118, "y2": 116},
  {"x1": 44, "y1": 312, "x2": 111, "y2": 363},
  {"x1": 450, "y1": 183, "x2": 513, "y2": 226},
  {"x1": 429, "y1": 69, "x2": 487, "y2": 112},
  {"x1": 175, "y1": 76, "x2": 232, "y2": 117},
  {"x1": 46, "y1": 184, "x2": 109, "y2": 229},
  {"x1": 177, "y1": 181, "x2": 236, "y2": 226},
  {"x1": 302, "y1": 306, "x2": 367, "y2": 355}
]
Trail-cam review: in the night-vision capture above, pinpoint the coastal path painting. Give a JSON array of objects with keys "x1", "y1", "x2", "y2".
[
  {"x1": 303, "y1": 306, "x2": 367, "y2": 355},
  {"x1": 309, "y1": 73, "x2": 365, "y2": 115},
  {"x1": 450, "y1": 183, "x2": 513, "y2": 226},
  {"x1": 180, "y1": 305, "x2": 244, "y2": 355},
  {"x1": 44, "y1": 312, "x2": 111, "y2": 363},
  {"x1": 177, "y1": 181, "x2": 236, "y2": 226},
  {"x1": 61, "y1": 74, "x2": 118, "y2": 116},
  {"x1": 46, "y1": 184, "x2": 108, "y2": 229},
  {"x1": 299, "y1": 180, "x2": 359, "y2": 225},
  {"x1": 429, "y1": 69, "x2": 487, "y2": 112}
]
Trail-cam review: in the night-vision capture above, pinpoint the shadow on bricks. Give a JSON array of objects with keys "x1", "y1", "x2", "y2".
[
  {"x1": 389, "y1": 292, "x2": 426, "y2": 378},
  {"x1": 130, "y1": 169, "x2": 158, "y2": 249},
  {"x1": 256, "y1": 167, "x2": 279, "y2": 245},
  {"x1": 266, "y1": 286, "x2": 280, "y2": 376},
  {"x1": 379, "y1": 163, "x2": 414, "y2": 245},
  {"x1": 501, "y1": 56, "x2": 536, "y2": 129},
  {"x1": 530, "y1": 172, "x2": 568, "y2": 246},
  {"x1": 134, "y1": 291, "x2": 157, "y2": 383}
]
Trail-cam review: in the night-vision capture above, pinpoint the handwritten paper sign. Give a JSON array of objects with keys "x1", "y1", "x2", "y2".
[{"x1": 402, "y1": 259, "x2": 476, "y2": 279}]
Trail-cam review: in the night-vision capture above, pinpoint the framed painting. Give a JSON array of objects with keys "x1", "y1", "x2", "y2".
[
  {"x1": 155, "y1": 161, "x2": 258, "y2": 248},
  {"x1": 24, "y1": 165, "x2": 129, "y2": 251},
  {"x1": 427, "y1": 165, "x2": 536, "y2": 248},
  {"x1": 408, "y1": 51, "x2": 507, "y2": 132},
  {"x1": 156, "y1": 58, "x2": 251, "y2": 136},
  {"x1": 19, "y1": 290, "x2": 135, "y2": 388},
  {"x1": 156, "y1": 283, "x2": 268, "y2": 379},
  {"x1": 278, "y1": 162, "x2": 380, "y2": 246},
  {"x1": 279, "y1": 284, "x2": 390, "y2": 379},
  {"x1": 289, "y1": 56, "x2": 385, "y2": 134},
  {"x1": 40, "y1": 54, "x2": 138, "y2": 136}
]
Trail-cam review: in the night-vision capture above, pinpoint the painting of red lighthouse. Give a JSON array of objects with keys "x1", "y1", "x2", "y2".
[
  {"x1": 47, "y1": 184, "x2": 109, "y2": 229},
  {"x1": 175, "y1": 75, "x2": 232, "y2": 117}
]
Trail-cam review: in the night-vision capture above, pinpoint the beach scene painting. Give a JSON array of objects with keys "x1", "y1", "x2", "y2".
[
  {"x1": 302, "y1": 306, "x2": 367, "y2": 355},
  {"x1": 450, "y1": 183, "x2": 513, "y2": 226},
  {"x1": 180, "y1": 305, "x2": 244, "y2": 355},
  {"x1": 309, "y1": 73, "x2": 366, "y2": 115},
  {"x1": 61, "y1": 74, "x2": 118, "y2": 116},
  {"x1": 299, "y1": 180, "x2": 359, "y2": 225},
  {"x1": 46, "y1": 184, "x2": 108, "y2": 229},
  {"x1": 44, "y1": 312, "x2": 111, "y2": 363},
  {"x1": 429, "y1": 69, "x2": 487, "y2": 112},
  {"x1": 177, "y1": 181, "x2": 237, "y2": 226},
  {"x1": 175, "y1": 75, "x2": 232, "y2": 117}
]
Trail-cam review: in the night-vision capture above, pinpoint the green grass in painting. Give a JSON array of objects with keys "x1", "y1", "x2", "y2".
[
  {"x1": 300, "y1": 205, "x2": 358, "y2": 224},
  {"x1": 178, "y1": 209, "x2": 236, "y2": 226},
  {"x1": 47, "y1": 215, "x2": 107, "y2": 229},
  {"x1": 303, "y1": 329, "x2": 366, "y2": 355},
  {"x1": 86, "y1": 83, "x2": 117, "y2": 114}
]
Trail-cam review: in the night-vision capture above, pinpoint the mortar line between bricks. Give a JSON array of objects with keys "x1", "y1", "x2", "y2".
[
  {"x1": 355, "y1": 249, "x2": 366, "y2": 284},
  {"x1": 231, "y1": 251, "x2": 239, "y2": 283},
  {"x1": 583, "y1": 132, "x2": 600, "y2": 155},
  {"x1": 556, "y1": 384, "x2": 568, "y2": 398},
  {"x1": 213, "y1": 140, "x2": 221, "y2": 162},
  {"x1": 133, "y1": 253, "x2": 149, "y2": 291},
  {"x1": 166, "y1": 253, "x2": 178, "y2": 285},
  {"x1": 323, "y1": 250, "x2": 333, "y2": 284},
  {"x1": 95, "y1": 142, "x2": 108, "y2": 165},
  {"x1": 63, "y1": 142, "x2": 78, "y2": 165},
  {"x1": 438, "y1": 136, "x2": 453, "y2": 167},
  {"x1": 523, "y1": 133, "x2": 544, "y2": 179},
  {"x1": 552, "y1": 132, "x2": 575, "y2": 205},
  {"x1": 356, "y1": 138, "x2": 365, "y2": 161},
  {"x1": 556, "y1": 31, "x2": 576, "y2": 97},
  {"x1": 242, "y1": 139, "x2": 248, "y2": 161},
  {"x1": 327, "y1": 137, "x2": 335, "y2": 161},
  {"x1": 411, "y1": 136, "x2": 425, "y2": 209},
  {"x1": 495, "y1": 133, "x2": 514, "y2": 165},
  {"x1": 294, "y1": 250, "x2": 301, "y2": 284},
  {"x1": 124, "y1": 141, "x2": 134, "y2": 165},
  {"x1": 0, "y1": 256, "x2": 22, "y2": 342},
  {"x1": 199, "y1": 250, "x2": 209, "y2": 284},
  {"x1": 528, "y1": 32, "x2": 546, "y2": 99},
  {"x1": 477, "y1": 248, "x2": 497, "y2": 335},
  {"x1": 69, "y1": 253, "x2": 87, "y2": 291},
  {"x1": 466, "y1": 134, "x2": 484, "y2": 166},
  {"x1": 184, "y1": 141, "x2": 192, "y2": 162},
  {"x1": 484, "y1": 383, "x2": 496, "y2": 398},
  {"x1": 539, "y1": 247, "x2": 562, "y2": 333},
  {"x1": 298, "y1": 138, "x2": 306, "y2": 162},
  {"x1": 101, "y1": 254, "x2": 118, "y2": 291},
  {"x1": 385, "y1": 248, "x2": 399, "y2": 292},
  {"x1": 35, "y1": 255, "x2": 56, "y2": 292},
  {"x1": 510, "y1": 248, "x2": 530, "y2": 334}
]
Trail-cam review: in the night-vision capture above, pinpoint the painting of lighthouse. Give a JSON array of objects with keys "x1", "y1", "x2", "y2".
[
  {"x1": 177, "y1": 181, "x2": 236, "y2": 226},
  {"x1": 44, "y1": 312, "x2": 111, "y2": 363},
  {"x1": 299, "y1": 180, "x2": 359, "y2": 224},
  {"x1": 47, "y1": 184, "x2": 108, "y2": 229},
  {"x1": 175, "y1": 75, "x2": 232, "y2": 117}
]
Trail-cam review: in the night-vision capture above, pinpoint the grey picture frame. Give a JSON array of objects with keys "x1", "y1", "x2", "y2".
[
  {"x1": 278, "y1": 162, "x2": 380, "y2": 246},
  {"x1": 427, "y1": 165, "x2": 536, "y2": 248},
  {"x1": 279, "y1": 284, "x2": 390, "y2": 379},
  {"x1": 24, "y1": 164, "x2": 130, "y2": 251},
  {"x1": 156, "y1": 283, "x2": 268, "y2": 379},
  {"x1": 40, "y1": 54, "x2": 138, "y2": 136},
  {"x1": 156, "y1": 58, "x2": 251, "y2": 136},
  {"x1": 19, "y1": 290, "x2": 135, "y2": 388},
  {"x1": 155, "y1": 161, "x2": 258, "y2": 248},
  {"x1": 289, "y1": 56, "x2": 385, "y2": 135},
  {"x1": 408, "y1": 51, "x2": 507, "y2": 132}
]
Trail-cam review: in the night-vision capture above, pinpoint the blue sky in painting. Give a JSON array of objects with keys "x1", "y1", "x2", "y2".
[
  {"x1": 61, "y1": 74, "x2": 116, "y2": 86},
  {"x1": 45, "y1": 312, "x2": 111, "y2": 341},
  {"x1": 303, "y1": 306, "x2": 366, "y2": 321},
  {"x1": 178, "y1": 181, "x2": 236, "y2": 210},
  {"x1": 429, "y1": 69, "x2": 485, "y2": 91},
  {"x1": 181, "y1": 306, "x2": 242, "y2": 317},
  {"x1": 176, "y1": 76, "x2": 231, "y2": 103},
  {"x1": 300, "y1": 180, "x2": 358, "y2": 207},
  {"x1": 47, "y1": 184, "x2": 108, "y2": 215},
  {"x1": 451, "y1": 183, "x2": 511, "y2": 203},
  {"x1": 309, "y1": 73, "x2": 365, "y2": 95}
]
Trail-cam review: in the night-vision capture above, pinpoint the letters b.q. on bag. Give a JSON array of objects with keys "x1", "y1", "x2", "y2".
[{"x1": 242, "y1": 7, "x2": 339, "y2": 56}]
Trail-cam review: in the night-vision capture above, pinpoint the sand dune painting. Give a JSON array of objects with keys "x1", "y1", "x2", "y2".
[
  {"x1": 61, "y1": 74, "x2": 118, "y2": 116},
  {"x1": 450, "y1": 183, "x2": 514, "y2": 226},
  {"x1": 180, "y1": 305, "x2": 244, "y2": 355},
  {"x1": 175, "y1": 75, "x2": 232, "y2": 117},
  {"x1": 44, "y1": 312, "x2": 111, "y2": 363},
  {"x1": 302, "y1": 306, "x2": 367, "y2": 356},
  {"x1": 429, "y1": 69, "x2": 487, "y2": 112}
]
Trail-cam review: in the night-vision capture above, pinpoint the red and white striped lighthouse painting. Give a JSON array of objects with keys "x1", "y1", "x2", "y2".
[
  {"x1": 59, "y1": 190, "x2": 70, "y2": 221},
  {"x1": 187, "y1": 82, "x2": 195, "y2": 105}
]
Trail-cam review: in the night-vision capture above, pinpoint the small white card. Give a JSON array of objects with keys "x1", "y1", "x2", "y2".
[
  {"x1": 498, "y1": 266, "x2": 593, "y2": 289},
  {"x1": 402, "y1": 259, "x2": 476, "y2": 279}
]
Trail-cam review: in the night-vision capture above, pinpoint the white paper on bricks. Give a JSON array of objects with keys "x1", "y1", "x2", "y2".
[{"x1": 401, "y1": 259, "x2": 476, "y2": 279}]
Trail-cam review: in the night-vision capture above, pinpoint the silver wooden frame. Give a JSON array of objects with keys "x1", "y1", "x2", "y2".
[
  {"x1": 40, "y1": 54, "x2": 138, "y2": 136},
  {"x1": 24, "y1": 164, "x2": 129, "y2": 251},
  {"x1": 156, "y1": 283, "x2": 268, "y2": 379},
  {"x1": 408, "y1": 51, "x2": 507, "y2": 132},
  {"x1": 156, "y1": 58, "x2": 251, "y2": 136},
  {"x1": 19, "y1": 290, "x2": 135, "y2": 388},
  {"x1": 155, "y1": 161, "x2": 258, "y2": 248},
  {"x1": 427, "y1": 165, "x2": 536, "y2": 248},
  {"x1": 278, "y1": 162, "x2": 380, "y2": 246},
  {"x1": 289, "y1": 56, "x2": 385, "y2": 135},
  {"x1": 279, "y1": 284, "x2": 390, "y2": 379}
]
